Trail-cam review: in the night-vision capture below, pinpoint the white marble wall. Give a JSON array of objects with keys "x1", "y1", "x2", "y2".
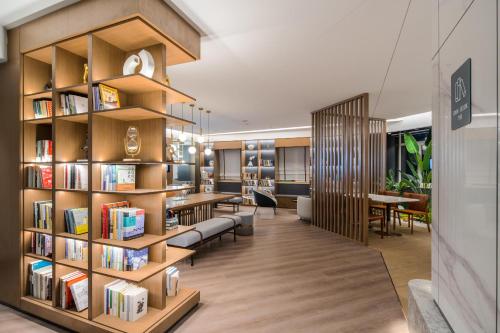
[{"x1": 432, "y1": 0, "x2": 497, "y2": 332}]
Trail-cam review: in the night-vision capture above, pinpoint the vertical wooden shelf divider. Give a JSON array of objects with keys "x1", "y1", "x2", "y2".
[{"x1": 20, "y1": 17, "x2": 200, "y2": 333}]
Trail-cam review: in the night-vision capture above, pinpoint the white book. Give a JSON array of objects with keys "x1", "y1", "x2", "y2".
[
  {"x1": 73, "y1": 95, "x2": 88, "y2": 114},
  {"x1": 70, "y1": 278, "x2": 88, "y2": 312},
  {"x1": 128, "y1": 286, "x2": 148, "y2": 322}
]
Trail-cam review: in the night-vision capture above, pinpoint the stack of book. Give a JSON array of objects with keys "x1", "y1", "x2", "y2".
[
  {"x1": 101, "y1": 201, "x2": 145, "y2": 240},
  {"x1": 101, "y1": 246, "x2": 148, "y2": 271},
  {"x1": 261, "y1": 159, "x2": 274, "y2": 167},
  {"x1": 100, "y1": 165, "x2": 136, "y2": 191},
  {"x1": 166, "y1": 266, "x2": 180, "y2": 297},
  {"x1": 26, "y1": 165, "x2": 52, "y2": 189},
  {"x1": 33, "y1": 99, "x2": 52, "y2": 118},
  {"x1": 201, "y1": 179, "x2": 214, "y2": 185},
  {"x1": 242, "y1": 196, "x2": 255, "y2": 205},
  {"x1": 28, "y1": 260, "x2": 52, "y2": 300},
  {"x1": 104, "y1": 280, "x2": 148, "y2": 322},
  {"x1": 92, "y1": 84, "x2": 120, "y2": 111},
  {"x1": 65, "y1": 239, "x2": 88, "y2": 262},
  {"x1": 243, "y1": 187, "x2": 255, "y2": 195},
  {"x1": 31, "y1": 233, "x2": 52, "y2": 257},
  {"x1": 60, "y1": 93, "x2": 88, "y2": 115},
  {"x1": 63, "y1": 164, "x2": 88, "y2": 190},
  {"x1": 36, "y1": 140, "x2": 52, "y2": 162},
  {"x1": 259, "y1": 179, "x2": 274, "y2": 187},
  {"x1": 165, "y1": 209, "x2": 178, "y2": 231},
  {"x1": 243, "y1": 179, "x2": 258, "y2": 186},
  {"x1": 59, "y1": 271, "x2": 88, "y2": 312},
  {"x1": 33, "y1": 200, "x2": 52, "y2": 230},
  {"x1": 243, "y1": 172, "x2": 257, "y2": 180},
  {"x1": 64, "y1": 208, "x2": 88, "y2": 235}
]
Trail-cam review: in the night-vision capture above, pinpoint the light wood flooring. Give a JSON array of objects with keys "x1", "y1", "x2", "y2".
[
  {"x1": 368, "y1": 219, "x2": 432, "y2": 316},
  {"x1": 0, "y1": 207, "x2": 408, "y2": 333}
]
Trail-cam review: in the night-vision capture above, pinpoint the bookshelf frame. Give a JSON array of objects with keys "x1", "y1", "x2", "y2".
[{"x1": 20, "y1": 15, "x2": 200, "y2": 333}]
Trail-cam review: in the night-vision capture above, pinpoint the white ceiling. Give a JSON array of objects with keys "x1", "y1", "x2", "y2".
[
  {"x1": 1, "y1": 0, "x2": 432, "y2": 133},
  {"x1": 169, "y1": 0, "x2": 432, "y2": 132}
]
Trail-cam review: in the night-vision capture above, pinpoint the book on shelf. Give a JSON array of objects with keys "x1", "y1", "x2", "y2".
[
  {"x1": 63, "y1": 164, "x2": 88, "y2": 190},
  {"x1": 93, "y1": 84, "x2": 120, "y2": 110},
  {"x1": 59, "y1": 270, "x2": 88, "y2": 311},
  {"x1": 60, "y1": 93, "x2": 88, "y2": 115},
  {"x1": 259, "y1": 179, "x2": 274, "y2": 187},
  {"x1": 165, "y1": 209, "x2": 178, "y2": 230},
  {"x1": 101, "y1": 202, "x2": 144, "y2": 240},
  {"x1": 104, "y1": 280, "x2": 148, "y2": 322},
  {"x1": 242, "y1": 196, "x2": 255, "y2": 205},
  {"x1": 101, "y1": 246, "x2": 148, "y2": 271},
  {"x1": 243, "y1": 172, "x2": 257, "y2": 180},
  {"x1": 33, "y1": 99, "x2": 52, "y2": 118},
  {"x1": 243, "y1": 187, "x2": 255, "y2": 195},
  {"x1": 33, "y1": 200, "x2": 52, "y2": 230},
  {"x1": 31, "y1": 232, "x2": 52, "y2": 257},
  {"x1": 100, "y1": 164, "x2": 136, "y2": 191},
  {"x1": 28, "y1": 260, "x2": 52, "y2": 300},
  {"x1": 166, "y1": 266, "x2": 180, "y2": 297},
  {"x1": 65, "y1": 239, "x2": 88, "y2": 262},
  {"x1": 242, "y1": 179, "x2": 258, "y2": 186},
  {"x1": 36, "y1": 140, "x2": 52, "y2": 162},
  {"x1": 261, "y1": 159, "x2": 274, "y2": 167},
  {"x1": 200, "y1": 170, "x2": 214, "y2": 179},
  {"x1": 64, "y1": 208, "x2": 88, "y2": 235},
  {"x1": 201, "y1": 179, "x2": 214, "y2": 185},
  {"x1": 26, "y1": 165, "x2": 52, "y2": 189}
]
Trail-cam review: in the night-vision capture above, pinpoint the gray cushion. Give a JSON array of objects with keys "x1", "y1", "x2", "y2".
[
  {"x1": 223, "y1": 197, "x2": 243, "y2": 204},
  {"x1": 219, "y1": 215, "x2": 242, "y2": 226},
  {"x1": 167, "y1": 230, "x2": 202, "y2": 247},
  {"x1": 195, "y1": 218, "x2": 234, "y2": 238}
]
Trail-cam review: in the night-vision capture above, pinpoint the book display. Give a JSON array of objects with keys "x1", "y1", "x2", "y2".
[
  {"x1": 200, "y1": 145, "x2": 215, "y2": 193},
  {"x1": 21, "y1": 12, "x2": 201, "y2": 333}
]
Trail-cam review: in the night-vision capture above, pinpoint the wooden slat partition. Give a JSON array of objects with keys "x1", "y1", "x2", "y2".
[
  {"x1": 311, "y1": 93, "x2": 369, "y2": 244},
  {"x1": 368, "y1": 119, "x2": 387, "y2": 194}
]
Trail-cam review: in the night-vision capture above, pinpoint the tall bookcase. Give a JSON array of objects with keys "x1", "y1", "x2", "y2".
[
  {"x1": 21, "y1": 18, "x2": 200, "y2": 333},
  {"x1": 241, "y1": 140, "x2": 276, "y2": 205}
]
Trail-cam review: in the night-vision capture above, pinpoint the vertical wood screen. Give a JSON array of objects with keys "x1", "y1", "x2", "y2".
[
  {"x1": 311, "y1": 93, "x2": 369, "y2": 244},
  {"x1": 368, "y1": 119, "x2": 387, "y2": 194}
]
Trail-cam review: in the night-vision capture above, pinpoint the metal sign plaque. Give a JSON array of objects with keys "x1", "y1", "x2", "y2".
[{"x1": 451, "y1": 58, "x2": 471, "y2": 130}]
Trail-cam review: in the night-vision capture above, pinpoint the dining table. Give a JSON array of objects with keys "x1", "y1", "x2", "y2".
[{"x1": 368, "y1": 193, "x2": 420, "y2": 236}]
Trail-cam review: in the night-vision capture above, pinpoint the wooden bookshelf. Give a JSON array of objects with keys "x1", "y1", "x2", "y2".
[{"x1": 20, "y1": 12, "x2": 201, "y2": 333}]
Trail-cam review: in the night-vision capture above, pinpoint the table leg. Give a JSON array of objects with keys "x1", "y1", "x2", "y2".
[{"x1": 385, "y1": 203, "x2": 390, "y2": 236}]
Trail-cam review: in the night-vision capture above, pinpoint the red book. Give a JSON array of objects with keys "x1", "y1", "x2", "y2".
[
  {"x1": 101, "y1": 201, "x2": 129, "y2": 239},
  {"x1": 65, "y1": 273, "x2": 86, "y2": 308},
  {"x1": 41, "y1": 166, "x2": 52, "y2": 189}
]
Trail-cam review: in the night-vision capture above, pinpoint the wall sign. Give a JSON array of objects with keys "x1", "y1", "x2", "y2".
[{"x1": 451, "y1": 58, "x2": 471, "y2": 130}]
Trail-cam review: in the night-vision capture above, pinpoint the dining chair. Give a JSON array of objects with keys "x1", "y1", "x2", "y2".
[
  {"x1": 369, "y1": 199, "x2": 386, "y2": 239},
  {"x1": 392, "y1": 192, "x2": 430, "y2": 234}
]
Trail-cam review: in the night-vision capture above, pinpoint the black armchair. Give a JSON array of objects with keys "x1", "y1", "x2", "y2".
[{"x1": 253, "y1": 189, "x2": 278, "y2": 215}]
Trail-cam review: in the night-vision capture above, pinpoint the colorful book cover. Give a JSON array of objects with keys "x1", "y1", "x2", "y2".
[{"x1": 98, "y1": 84, "x2": 120, "y2": 109}]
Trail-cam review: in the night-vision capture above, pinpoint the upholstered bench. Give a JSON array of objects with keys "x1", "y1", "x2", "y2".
[{"x1": 167, "y1": 215, "x2": 242, "y2": 265}]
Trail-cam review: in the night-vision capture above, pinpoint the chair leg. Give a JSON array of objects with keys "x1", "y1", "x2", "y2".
[
  {"x1": 273, "y1": 207, "x2": 277, "y2": 215},
  {"x1": 392, "y1": 211, "x2": 396, "y2": 231},
  {"x1": 410, "y1": 215, "x2": 414, "y2": 234},
  {"x1": 233, "y1": 229, "x2": 237, "y2": 242},
  {"x1": 254, "y1": 206, "x2": 258, "y2": 215},
  {"x1": 426, "y1": 214, "x2": 431, "y2": 232},
  {"x1": 380, "y1": 218, "x2": 384, "y2": 239},
  {"x1": 190, "y1": 255, "x2": 194, "y2": 267}
]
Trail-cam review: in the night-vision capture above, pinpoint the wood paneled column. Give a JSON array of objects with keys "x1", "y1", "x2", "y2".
[{"x1": 311, "y1": 93, "x2": 369, "y2": 244}]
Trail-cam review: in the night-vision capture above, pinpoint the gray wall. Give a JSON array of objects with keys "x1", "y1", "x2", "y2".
[{"x1": 432, "y1": 1, "x2": 497, "y2": 332}]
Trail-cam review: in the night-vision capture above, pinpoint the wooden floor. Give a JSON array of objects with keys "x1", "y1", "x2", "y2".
[
  {"x1": 0, "y1": 303, "x2": 67, "y2": 332},
  {"x1": 368, "y1": 219, "x2": 432, "y2": 315},
  {"x1": 0, "y1": 207, "x2": 408, "y2": 333},
  {"x1": 170, "y1": 207, "x2": 407, "y2": 333}
]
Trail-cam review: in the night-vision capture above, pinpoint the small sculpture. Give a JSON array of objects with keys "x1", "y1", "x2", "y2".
[
  {"x1": 123, "y1": 126, "x2": 141, "y2": 161},
  {"x1": 83, "y1": 63, "x2": 88, "y2": 84},
  {"x1": 122, "y1": 49, "x2": 155, "y2": 78}
]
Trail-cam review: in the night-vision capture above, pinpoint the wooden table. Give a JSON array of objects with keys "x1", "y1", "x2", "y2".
[
  {"x1": 368, "y1": 194, "x2": 419, "y2": 236},
  {"x1": 166, "y1": 193, "x2": 236, "y2": 225}
]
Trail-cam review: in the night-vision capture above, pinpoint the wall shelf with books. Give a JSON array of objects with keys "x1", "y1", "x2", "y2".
[{"x1": 20, "y1": 14, "x2": 201, "y2": 333}]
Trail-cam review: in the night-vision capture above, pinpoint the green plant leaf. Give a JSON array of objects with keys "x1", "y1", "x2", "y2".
[
  {"x1": 423, "y1": 141, "x2": 432, "y2": 172},
  {"x1": 404, "y1": 133, "x2": 419, "y2": 154}
]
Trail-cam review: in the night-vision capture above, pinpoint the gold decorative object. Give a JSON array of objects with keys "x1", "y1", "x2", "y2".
[
  {"x1": 123, "y1": 126, "x2": 141, "y2": 161},
  {"x1": 165, "y1": 73, "x2": 171, "y2": 86},
  {"x1": 83, "y1": 63, "x2": 88, "y2": 84}
]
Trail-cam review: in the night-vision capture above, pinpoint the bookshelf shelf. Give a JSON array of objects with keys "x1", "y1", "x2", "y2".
[
  {"x1": 94, "y1": 74, "x2": 195, "y2": 103},
  {"x1": 25, "y1": 253, "x2": 53, "y2": 262},
  {"x1": 24, "y1": 90, "x2": 52, "y2": 99},
  {"x1": 93, "y1": 225, "x2": 194, "y2": 250},
  {"x1": 20, "y1": 12, "x2": 200, "y2": 333},
  {"x1": 94, "y1": 106, "x2": 193, "y2": 126},
  {"x1": 93, "y1": 247, "x2": 193, "y2": 283},
  {"x1": 24, "y1": 117, "x2": 53, "y2": 124},
  {"x1": 24, "y1": 227, "x2": 52, "y2": 235},
  {"x1": 92, "y1": 288, "x2": 200, "y2": 333},
  {"x1": 56, "y1": 232, "x2": 88, "y2": 241},
  {"x1": 56, "y1": 83, "x2": 88, "y2": 94},
  {"x1": 55, "y1": 113, "x2": 88, "y2": 123},
  {"x1": 57, "y1": 258, "x2": 88, "y2": 271}
]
